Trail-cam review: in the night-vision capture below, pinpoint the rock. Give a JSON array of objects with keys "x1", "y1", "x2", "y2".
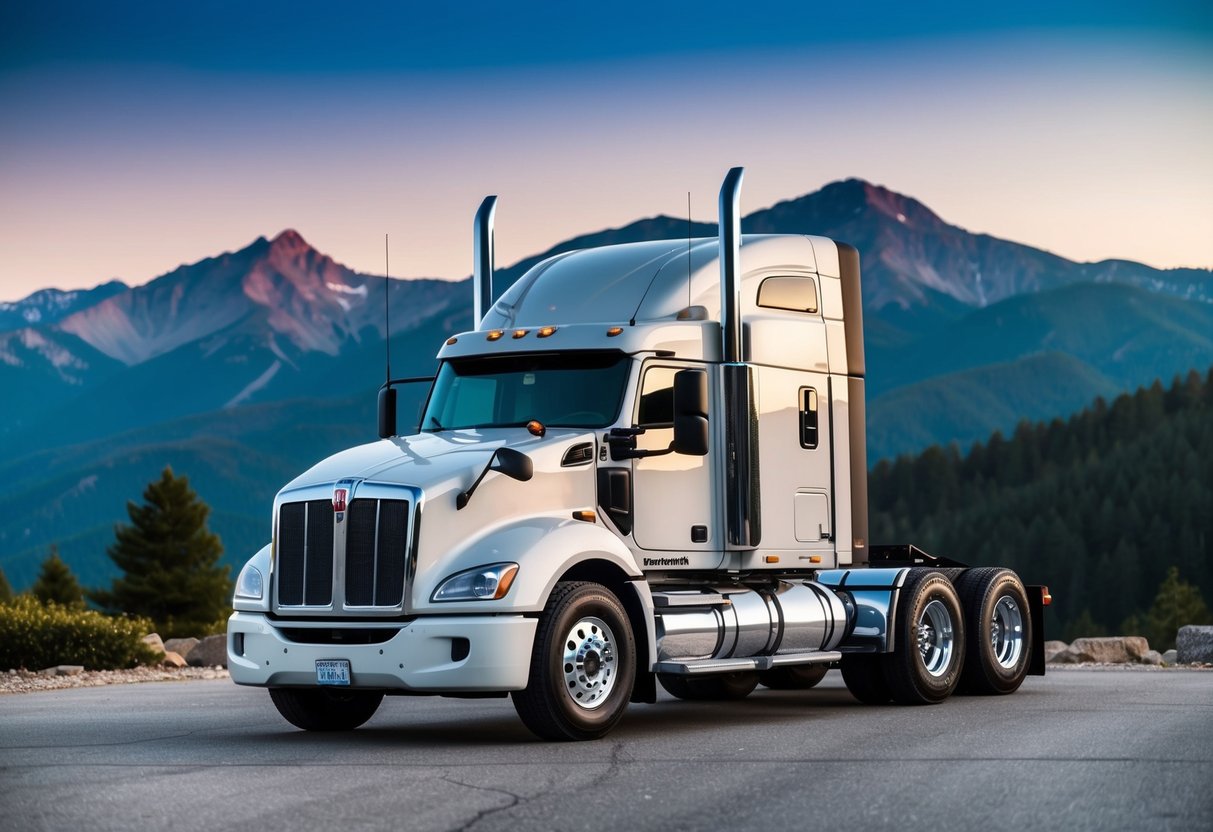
[
  {"x1": 1176, "y1": 626, "x2": 1213, "y2": 664},
  {"x1": 1059, "y1": 636, "x2": 1151, "y2": 664},
  {"x1": 164, "y1": 637, "x2": 199, "y2": 657},
  {"x1": 1140, "y1": 650, "x2": 1163, "y2": 666},
  {"x1": 39, "y1": 665, "x2": 85, "y2": 676},
  {"x1": 1162, "y1": 649, "x2": 1178, "y2": 665},
  {"x1": 141, "y1": 633, "x2": 166, "y2": 657},
  {"x1": 161, "y1": 651, "x2": 187, "y2": 669},
  {"x1": 1044, "y1": 640, "x2": 1070, "y2": 663},
  {"x1": 186, "y1": 634, "x2": 227, "y2": 668}
]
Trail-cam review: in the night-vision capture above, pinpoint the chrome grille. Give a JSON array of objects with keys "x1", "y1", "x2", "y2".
[
  {"x1": 276, "y1": 500, "x2": 334, "y2": 606},
  {"x1": 274, "y1": 486, "x2": 415, "y2": 614},
  {"x1": 344, "y1": 499, "x2": 408, "y2": 607}
]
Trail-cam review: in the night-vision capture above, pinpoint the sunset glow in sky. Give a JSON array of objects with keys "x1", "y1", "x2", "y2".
[{"x1": 1, "y1": 1, "x2": 1210, "y2": 301}]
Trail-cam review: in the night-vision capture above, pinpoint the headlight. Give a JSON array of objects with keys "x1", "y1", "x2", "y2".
[
  {"x1": 432, "y1": 563, "x2": 519, "y2": 602},
  {"x1": 235, "y1": 562, "x2": 264, "y2": 600}
]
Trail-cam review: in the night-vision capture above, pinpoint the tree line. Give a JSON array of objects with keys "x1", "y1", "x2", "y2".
[{"x1": 870, "y1": 367, "x2": 1213, "y2": 645}]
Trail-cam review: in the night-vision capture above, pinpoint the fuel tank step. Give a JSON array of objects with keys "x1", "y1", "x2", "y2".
[{"x1": 653, "y1": 650, "x2": 841, "y2": 676}]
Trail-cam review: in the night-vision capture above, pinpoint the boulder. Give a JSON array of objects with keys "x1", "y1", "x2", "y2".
[
  {"x1": 141, "y1": 633, "x2": 166, "y2": 657},
  {"x1": 164, "y1": 637, "x2": 199, "y2": 657},
  {"x1": 1044, "y1": 640, "x2": 1070, "y2": 663},
  {"x1": 1176, "y1": 626, "x2": 1213, "y2": 664},
  {"x1": 186, "y1": 634, "x2": 228, "y2": 668},
  {"x1": 1057, "y1": 636, "x2": 1151, "y2": 664},
  {"x1": 1162, "y1": 649, "x2": 1178, "y2": 665},
  {"x1": 1140, "y1": 650, "x2": 1163, "y2": 666},
  {"x1": 161, "y1": 651, "x2": 187, "y2": 669}
]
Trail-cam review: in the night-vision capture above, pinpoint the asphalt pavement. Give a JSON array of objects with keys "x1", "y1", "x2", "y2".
[{"x1": 1, "y1": 669, "x2": 1210, "y2": 831}]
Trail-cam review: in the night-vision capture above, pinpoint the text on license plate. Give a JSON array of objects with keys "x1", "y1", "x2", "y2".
[{"x1": 316, "y1": 660, "x2": 351, "y2": 686}]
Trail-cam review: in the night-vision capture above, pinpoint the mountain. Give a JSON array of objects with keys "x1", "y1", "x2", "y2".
[
  {"x1": 2, "y1": 177, "x2": 1211, "y2": 591},
  {"x1": 0, "y1": 280, "x2": 127, "y2": 330}
]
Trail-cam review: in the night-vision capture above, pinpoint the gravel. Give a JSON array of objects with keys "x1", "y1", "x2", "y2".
[{"x1": 1, "y1": 665, "x2": 229, "y2": 695}]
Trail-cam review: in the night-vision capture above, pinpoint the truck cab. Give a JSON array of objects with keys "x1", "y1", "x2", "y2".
[{"x1": 228, "y1": 168, "x2": 1045, "y2": 740}]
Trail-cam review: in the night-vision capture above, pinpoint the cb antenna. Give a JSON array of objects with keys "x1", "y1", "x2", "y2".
[
  {"x1": 384, "y1": 233, "x2": 391, "y2": 383},
  {"x1": 687, "y1": 191, "x2": 693, "y2": 309}
]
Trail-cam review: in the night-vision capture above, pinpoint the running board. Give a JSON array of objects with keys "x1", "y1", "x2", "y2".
[{"x1": 653, "y1": 651, "x2": 842, "y2": 676}]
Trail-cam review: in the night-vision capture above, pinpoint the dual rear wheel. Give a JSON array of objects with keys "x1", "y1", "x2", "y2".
[{"x1": 840, "y1": 567, "x2": 1031, "y2": 705}]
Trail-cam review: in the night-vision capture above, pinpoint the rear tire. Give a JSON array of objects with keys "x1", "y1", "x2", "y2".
[
  {"x1": 840, "y1": 655, "x2": 891, "y2": 704},
  {"x1": 758, "y1": 664, "x2": 828, "y2": 690},
  {"x1": 658, "y1": 671, "x2": 759, "y2": 700},
  {"x1": 954, "y1": 567, "x2": 1032, "y2": 695},
  {"x1": 511, "y1": 581, "x2": 636, "y2": 741},
  {"x1": 268, "y1": 688, "x2": 384, "y2": 731},
  {"x1": 884, "y1": 569, "x2": 965, "y2": 705}
]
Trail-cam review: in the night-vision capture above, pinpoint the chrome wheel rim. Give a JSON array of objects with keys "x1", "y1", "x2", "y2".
[
  {"x1": 562, "y1": 616, "x2": 617, "y2": 710},
  {"x1": 990, "y1": 594, "x2": 1024, "y2": 669},
  {"x1": 916, "y1": 599, "x2": 955, "y2": 678}
]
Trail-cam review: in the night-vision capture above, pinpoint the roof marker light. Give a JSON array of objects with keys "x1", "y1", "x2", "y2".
[
  {"x1": 486, "y1": 330, "x2": 504, "y2": 341},
  {"x1": 607, "y1": 327, "x2": 623, "y2": 337},
  {"x1": 512, "y1": 329, "x2": 528, "y2": 339},
  {"x1": 445, "y1": 336, "x2": 458, "y2": 345},
  {"x1": 537, "y1": 326, "x2": 557, "y2": 338}
]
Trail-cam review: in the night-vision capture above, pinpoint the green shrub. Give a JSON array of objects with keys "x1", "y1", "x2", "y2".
[{"x1": 0, "y1": 596, "x2": 158, "y2": 671}]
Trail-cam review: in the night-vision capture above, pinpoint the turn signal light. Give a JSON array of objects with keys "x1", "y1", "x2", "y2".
[
  {"x1": 537, "y1": 326, "x2": 557, "y2": 338},
  {"x1": 607, "y1": 327, "x2": 623, "y2": 337},
  {"x1": 486, "y1": 330, "x2": 504, "y2": 341},
  {"x1": 527, "y1": 420, "x2": 546, "y2": 437},
  {"x1": 573, "y1": 510, "x2": 596, "y2": 523}
]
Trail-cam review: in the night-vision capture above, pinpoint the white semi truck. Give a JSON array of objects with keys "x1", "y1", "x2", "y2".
[{"x1": 227, "y1": 168, "x2": 1049, "y2": 741}]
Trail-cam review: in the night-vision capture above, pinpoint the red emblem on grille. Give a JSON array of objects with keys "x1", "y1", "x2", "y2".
[{"x1": 333, "y1": 488, "x2": 348, "y2": 513}]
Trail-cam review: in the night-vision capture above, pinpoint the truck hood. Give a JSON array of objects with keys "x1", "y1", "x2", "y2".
[{"x1": 282, "y1": 428, "x2": 590, "y2": 495}]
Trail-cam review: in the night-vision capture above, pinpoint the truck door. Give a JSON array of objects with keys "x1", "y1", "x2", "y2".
[{"x1": 630, "y1": 361, "x2": 717, "y2": 554}]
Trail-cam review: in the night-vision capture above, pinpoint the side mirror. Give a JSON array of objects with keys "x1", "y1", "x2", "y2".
[
  {"x1": 378, "y1": 387, "x2": 397, "y2": 439},
  {"x1": 491, "y1": 447, "x2": 534, "y2": 482},
  {"x1": 672, "y1": 369, "x2": 709, "y2": 456}
]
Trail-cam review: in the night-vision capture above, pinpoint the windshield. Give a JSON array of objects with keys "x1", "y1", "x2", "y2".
[{"x1": 421, "y1": 351, "x2": 630, "y2": 431}]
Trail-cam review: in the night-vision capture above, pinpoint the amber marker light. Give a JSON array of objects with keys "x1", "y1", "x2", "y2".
[
  {"x1": 573, "y1": 510, "x2": 596, "y2": 523},
  {"x1": 537, "y1": 326, "x2": 557, "y2": 338},
  {"x1": 1042, "y1": 586, "x2": 1053, "y2": 606},
  {"x1": 764, "y1": 555, "x2": 780, "y2": 564},
  {"x1": 606, "y1": 326, "x2": 623, "y2": 337},
  {"x1": 512, "y1": 329, "x2": 528, "y2": 339},
  {"x1": 445, "y1": 336, "x2": 458, "y2": 345},
  {"x1": 809, "y1": 555, "x2": 822, "y2": 564},
  {"x1": 526, "y1": 420, "x2": 546, "y2": 437},
  {"x1": 486, "y1": 330, "x2": 504, "y2": 341}
]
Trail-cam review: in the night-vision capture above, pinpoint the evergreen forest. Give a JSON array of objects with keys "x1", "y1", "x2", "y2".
[{"x1": 869, "y1": 368, "x2": 1213, "y2": 641}]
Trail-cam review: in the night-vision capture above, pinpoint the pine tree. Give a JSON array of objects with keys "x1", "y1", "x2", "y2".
[
  {"x1": 90, "y1": 467, "x2": 232, "y2": 638},
  {"x1": 31, "y1": 545, "x2": 85, "y2": 609},
  {"x1": 1145, "y1": 567, "x2": 1213, "y2": 652},
  {"x1": 0, "y1": 563, "x2": 13, "y2": 604}
]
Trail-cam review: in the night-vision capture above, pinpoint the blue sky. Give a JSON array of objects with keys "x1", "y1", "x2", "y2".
[{"x1": 1, "y1": 1, "x2": 1210, "y2": 297}]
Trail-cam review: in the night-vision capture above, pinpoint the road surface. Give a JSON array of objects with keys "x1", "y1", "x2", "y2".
[{"x1": 1, "y1": 669, "x2": 1210, "y2": 831}]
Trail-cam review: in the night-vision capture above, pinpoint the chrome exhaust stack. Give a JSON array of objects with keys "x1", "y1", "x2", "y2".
[
  {"x1": 473, "y1": 195, "x2": 497, "y2": 327},
  {"x1": 718, "y1": 167, "x2": 761, "y2": 547}
]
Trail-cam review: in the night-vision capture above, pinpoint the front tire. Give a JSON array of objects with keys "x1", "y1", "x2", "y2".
[
  {"x1": 512, "y1": 581, "x2": 636, "y2": 741},
  {"x1": 268, "y1": 688, "x2": 384, "y2": 731},
  {"x1": 954, "y1": 567, "x2": 1032, "y2": 695}
]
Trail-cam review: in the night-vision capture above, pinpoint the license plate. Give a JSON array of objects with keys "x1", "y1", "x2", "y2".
[{"x1": 315, "y1": 660, "x2": 351, "y2": 686}]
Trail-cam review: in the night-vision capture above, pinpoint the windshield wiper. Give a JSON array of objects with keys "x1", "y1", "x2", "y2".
[{"x1": 426, "y1": 415, "x2": 447, "y2": 432}]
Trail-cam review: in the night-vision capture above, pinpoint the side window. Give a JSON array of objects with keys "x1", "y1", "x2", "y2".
[
  {"x1": 758, "y1": 276, "x2": 818, "y2": 314},
  {"x1": 636, "y1": 366, "x2": 677, "y2": 427},
  {"x1": 799, "y1": 387, "x2": 819, "y2": 449}
]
